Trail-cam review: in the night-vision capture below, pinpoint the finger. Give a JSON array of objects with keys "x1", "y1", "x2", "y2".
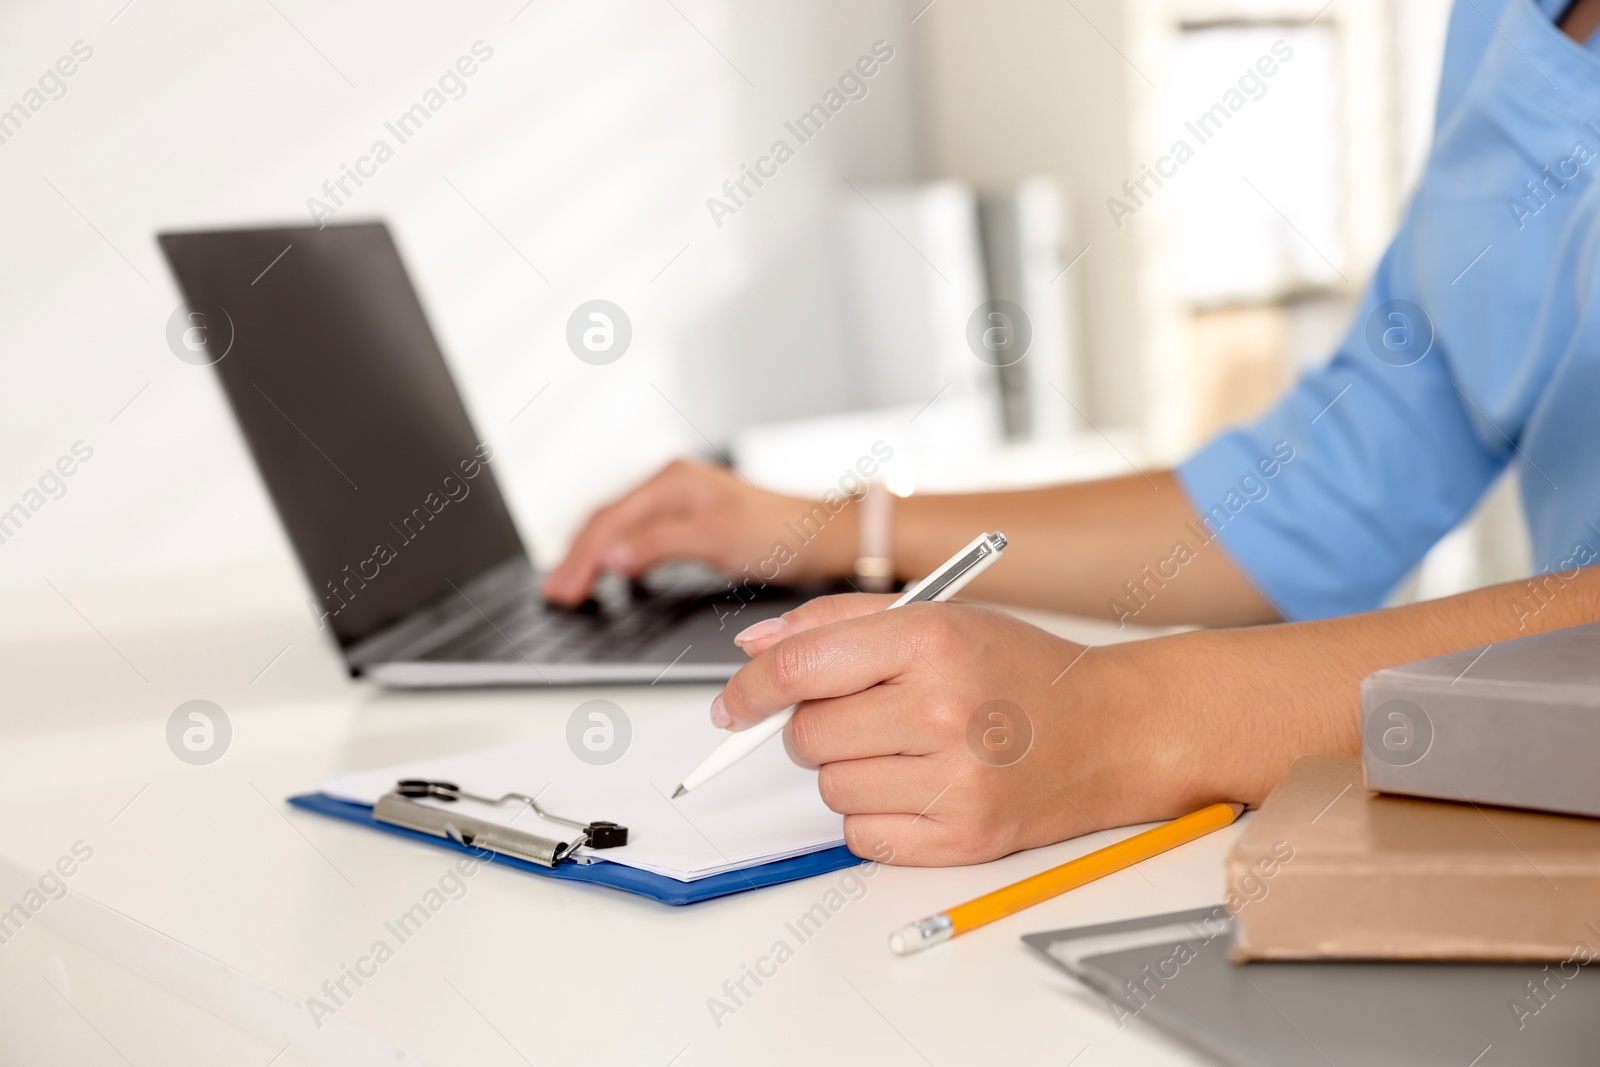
[
  {"x1": 542, "y1": 466, "x2": 689, "y2": 602},
  {"x1": 733, "y1": 591, "x2": 900, "y2": 655},
  {"x1": 719, "y1": 603, "x2": 944, "y2": 728},
  {"x1": 784, "y1": 687, "x2": 945, "y2": 766},
  {"x1": 545, "y1": 478, "x2": 682, "y2": 597},
  {"x1": 843, "y1": 813, "x2": 976, "y2": 867},
  {"x1": 544, "y1": 510, "x2": 651, "y2": 603},
  {"x1": 816, "y1": 755, "x2": 952, "y2": 816}
]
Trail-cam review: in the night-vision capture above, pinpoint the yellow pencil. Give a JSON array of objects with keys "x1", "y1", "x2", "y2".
[{"x1": 888, "y1": 801, "x2": 1246, "y2": 955}]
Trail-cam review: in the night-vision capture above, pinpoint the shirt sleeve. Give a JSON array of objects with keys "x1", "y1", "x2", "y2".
[{"x1": 1175, "y1": 252, "x2": 1509, "y2": 621}]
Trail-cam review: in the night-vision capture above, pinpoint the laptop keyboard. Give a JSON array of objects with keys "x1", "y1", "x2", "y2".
[{"x1": 417, "y1": 580, "x2": 710, "y2": 665}]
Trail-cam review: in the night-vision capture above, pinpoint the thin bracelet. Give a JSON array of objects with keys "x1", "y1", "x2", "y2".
[{"x1": 854, "y1": 479, "x2": 894, "y2": 592}]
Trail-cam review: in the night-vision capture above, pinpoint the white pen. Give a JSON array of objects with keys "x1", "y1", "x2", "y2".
[{"x1": 671, "y1": 531, "x2": 1009, "y2": 799}]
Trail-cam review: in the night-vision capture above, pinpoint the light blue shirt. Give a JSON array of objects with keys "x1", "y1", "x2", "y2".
[{"x1": 1177, "y1": 0, "x2": 1600, "y2": 620}]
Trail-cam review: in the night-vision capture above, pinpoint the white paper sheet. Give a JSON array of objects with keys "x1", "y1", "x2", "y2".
[{"x1": 319, "y1": 703, "x2": 845, "y2": 882}]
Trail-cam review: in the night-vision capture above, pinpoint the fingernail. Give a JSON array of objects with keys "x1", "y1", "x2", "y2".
[
  {"x1": 734, "y1": 617, "x2": 788, "y2": 646},
  {"x1": 710, "y1": 694, "x2": 732, "y2": 729}
]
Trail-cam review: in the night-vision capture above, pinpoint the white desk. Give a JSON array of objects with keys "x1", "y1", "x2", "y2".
[{"x1": 0, "y1": 560, "x2": 1226, "y2": 1066}]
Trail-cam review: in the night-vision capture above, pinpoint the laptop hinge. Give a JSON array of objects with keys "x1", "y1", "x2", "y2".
[{"x1": 344, "y1": 555, "x2": 535, "y2": 670}]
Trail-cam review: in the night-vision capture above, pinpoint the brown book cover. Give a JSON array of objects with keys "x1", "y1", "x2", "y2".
[{"x1": 1227, "y1": 755, "x2": 1600, "y2": 961}]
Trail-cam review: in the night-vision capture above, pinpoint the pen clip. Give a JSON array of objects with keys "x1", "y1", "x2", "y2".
[{"x1": 895, "y1": 531, "x2": 1007, "y2": 606}]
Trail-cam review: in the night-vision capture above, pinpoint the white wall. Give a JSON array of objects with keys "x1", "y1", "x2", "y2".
[
  {"x1": 0, "y1": 0, "x2": 923, "y2": 592},
  {"x1": 917, "y1": 0, "x2": 1142, "y2": 430}
]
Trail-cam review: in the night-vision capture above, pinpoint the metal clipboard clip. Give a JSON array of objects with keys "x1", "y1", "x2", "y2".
[{"x1": 373, "y1": 779, "x2": 628, "y2": 868}]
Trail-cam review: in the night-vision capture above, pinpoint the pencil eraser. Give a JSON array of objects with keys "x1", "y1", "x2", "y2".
[{"x1": 888, "y1": 915, "x2": 952, "y2": 955}]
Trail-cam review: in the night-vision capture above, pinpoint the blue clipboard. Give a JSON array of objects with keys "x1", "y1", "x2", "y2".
[{"x1": 288, "y1": 792, "x2": 861, "y2": 906}]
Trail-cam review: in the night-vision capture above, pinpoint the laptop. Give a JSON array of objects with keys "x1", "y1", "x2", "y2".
[{"x1": 158, "y1": 221, "x2": 817, "y2": 686}]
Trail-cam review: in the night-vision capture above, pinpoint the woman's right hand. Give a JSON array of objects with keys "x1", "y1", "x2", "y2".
[{"x1": 541, "y1": 458, "x2": 854, "y2": 605}]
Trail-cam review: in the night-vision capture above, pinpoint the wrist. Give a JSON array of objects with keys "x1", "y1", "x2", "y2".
[
  {"x1": 888, "y1": 492, "x2": 934, "y2": 584},
  {"x1": 1094, "y1": 637, "x2": 1200, "y2": 790},
  {"x1": 779, "y1": 493, "x2": 858, "y2": 581},
  {"x1": 852, "y1": 480, "x2": 895, "y2": 592},
  {"x1": 1138, "y1": 626, "x2": 1360, "y2": 807}
]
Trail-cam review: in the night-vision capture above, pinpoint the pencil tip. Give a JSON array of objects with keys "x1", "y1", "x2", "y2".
[{"x1": 670, "y1": 784, "x2": 686, "y2": 800}]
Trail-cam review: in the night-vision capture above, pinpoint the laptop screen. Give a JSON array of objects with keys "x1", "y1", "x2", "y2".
[{"x1": 159, "y1": 222, "x2": 526, "y2": 650}]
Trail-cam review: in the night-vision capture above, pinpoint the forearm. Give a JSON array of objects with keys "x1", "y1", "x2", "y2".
[
  {"x1": 889, "y1": 471, "x2": 1278, "y2": 626},
  {"x1": 1144, "y1": 564, "x2": 1600, "y2": 807},
  {"x1": 720, "y1": 540, "x2": 1600, "y2": 863}
]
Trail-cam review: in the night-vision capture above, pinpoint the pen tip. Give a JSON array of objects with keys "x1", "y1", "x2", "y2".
[{"x1": 670, "y1": 784, "x2": 687, "y2": 800}]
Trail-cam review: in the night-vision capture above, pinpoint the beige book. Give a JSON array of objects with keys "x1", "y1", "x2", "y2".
[{"x1": 1228, "y1": 755, "x2": 1600, "y2": 961}]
